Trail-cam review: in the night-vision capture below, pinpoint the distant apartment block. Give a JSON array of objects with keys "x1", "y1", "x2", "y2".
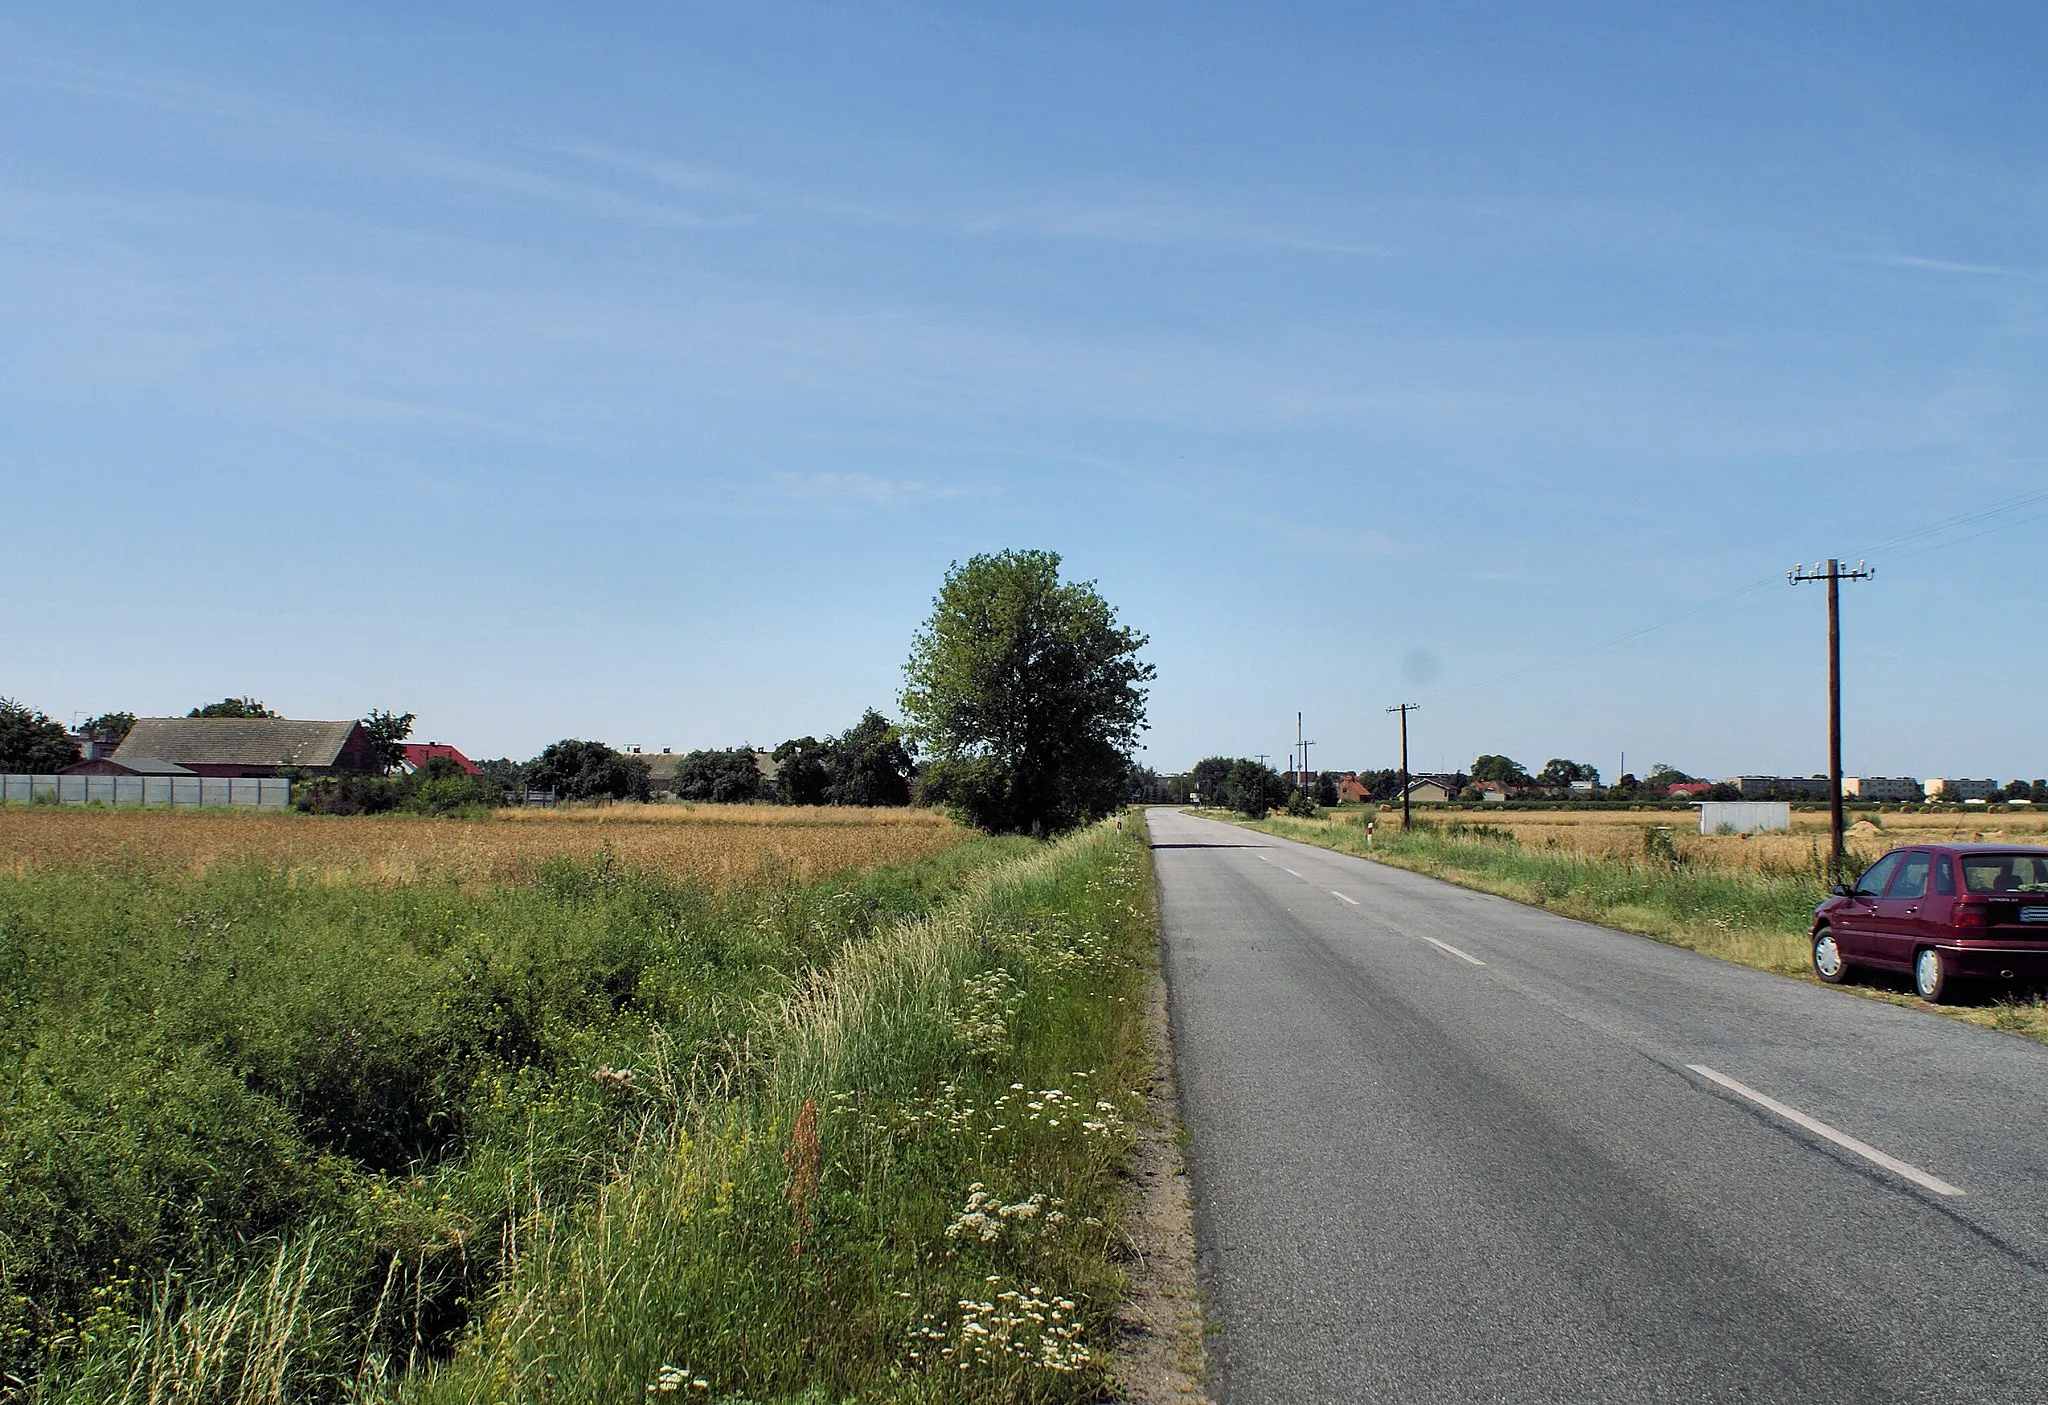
[
  {"x1": 1732, "y1": 775, "x2": 1832, "y2": 800},
  {"x1": 1842, "y1": 776, "x2": 1923, "y2": 802},
  {"x1": 1925, "y1": 778, "x2": 2000, "y2": 802}
]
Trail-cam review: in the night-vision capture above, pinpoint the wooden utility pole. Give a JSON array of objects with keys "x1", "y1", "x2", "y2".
[
  {"x1": 1789, "y1": 559, "x2": 1874, "y2": 885},
  {"x1": 1388, "y1": 703, "x2": 1419, "y2": 827}
]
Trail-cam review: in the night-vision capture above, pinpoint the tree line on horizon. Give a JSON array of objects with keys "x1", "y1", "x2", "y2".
[{"x1": 2, "y1": 547, "x2": 1161, "y2": 837}]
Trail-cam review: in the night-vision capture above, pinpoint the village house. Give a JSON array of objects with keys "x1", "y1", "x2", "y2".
[
  {"x1": 1404, "y1": 775, "x2": 1457, "y2": 804},
  {"x1": 398, "y1": 742, "x2": 482, "y2": 776},
  {"x1": 68, "y1": 717, "x2": 385, "y2": 779}
]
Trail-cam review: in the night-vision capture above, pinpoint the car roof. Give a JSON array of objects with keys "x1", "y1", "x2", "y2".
[{"x1": 1889, "y1": 842, "x2": 2048, "y2": 856}]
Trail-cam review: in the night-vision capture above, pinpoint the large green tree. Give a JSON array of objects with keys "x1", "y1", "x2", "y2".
[
  {"x1": 1538, "y1": 758, "x2": 1600, "y2": 788},
  {"x1": 525, "y1": 740, "x2": 651, "y2": 802},
  {"x1": 81, "y1": 712, "x2": 136, "y2": 746},
  {"x1": 901, "y1": 550, "x2": 1152, "y2": 835},
  {"x1": 0, "y1": 699, "x2": 81, "y2": 773},
  {"x1": 671, "y1": 748, "x2": 763, "y2": 803},
  {"x1": 1225, "y1": 759, "x2": 1289, "y2": 818},
  {"x1": 826, "y1": 710, "x2": 913, "y2": 806},
  {"x1": 1470, "y1": 754, "x2": 1530, "y2": 785},
  {"x1": 362, "y1": 709, "x2": 416, "y2": 773},
  {"x1": 771, "y1": 736, "x2": 833, "y2": 805},
  {"x1": 1188, "y1": 756, "x2": 1236, "y2": 806}
]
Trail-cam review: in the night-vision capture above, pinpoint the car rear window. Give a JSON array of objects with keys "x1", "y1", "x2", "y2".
[{"x1": 1960, "y1": 855, "x2": 2048, "y2": 895}]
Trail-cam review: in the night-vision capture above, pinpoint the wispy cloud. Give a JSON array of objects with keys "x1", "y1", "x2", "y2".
[
  {"x1": 548, "y1": 139, "x2": 1394, "y2": 257},
  {"x1": 1875, "y1": 253, "x2": 2030, "y2": 278},
  {"x1": 768, "y1": 471, "x2": 998, "y2": 510}
]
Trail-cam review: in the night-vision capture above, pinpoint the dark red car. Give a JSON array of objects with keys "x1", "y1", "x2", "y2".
[{"x1": 1810, "y1": 844, "x2": 2048, "y2": 1002}]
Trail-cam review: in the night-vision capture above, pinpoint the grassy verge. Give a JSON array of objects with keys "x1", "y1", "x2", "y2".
[
  {"x1": 6, "y1": 818, "x2": 1158, "y2": 1403},
  {"x1": 1229, "y1": 811, "x2": 2048, "y2": 1045},
  {"x1": 404, "y1": 816, "x2": 1155, "y2": 1404}
]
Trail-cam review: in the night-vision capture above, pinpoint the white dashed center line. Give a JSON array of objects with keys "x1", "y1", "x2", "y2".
[
  {"x1": 1420, "y1": 934, "x2": 1486, "y2": 966},
  {"x1": 1283, "y1": 868, "x2": 1303, "y2": 878},
  {"x1": 1331, "y1": 891, "x2": 1358, "y2": 905},
  {"x1": 1687, "y1": 1065, "x2": 1964, "y2": 1197}
]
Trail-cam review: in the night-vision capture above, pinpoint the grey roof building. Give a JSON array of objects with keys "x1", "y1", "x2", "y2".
[
  {"x1": 62, "y1": 754, "x2": 197, "y2": 777},
  {"x1": 111, "y1": 717, "x2": 382, "y2": 778}
]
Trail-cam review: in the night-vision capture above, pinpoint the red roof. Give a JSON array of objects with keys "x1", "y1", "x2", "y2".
[
  {"x1": 1668, "y1": 781, "x2": 1713, "y2": 796},
  {"x1": 400, "y1": 743, "x2": 481, "y2": 776}
]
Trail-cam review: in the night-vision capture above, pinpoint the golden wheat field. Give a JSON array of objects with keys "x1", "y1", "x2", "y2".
[
  {"x1": 1374, "y1": 806, "x2": 2048, "y2": 876},
  {"x1": 0, "y1": 802, "x2": 968, "y2": 886}
]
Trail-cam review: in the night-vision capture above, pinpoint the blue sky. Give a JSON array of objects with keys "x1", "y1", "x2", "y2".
[{"x1": 4, "y1": 3, "x2": 2045, "y2": 779}]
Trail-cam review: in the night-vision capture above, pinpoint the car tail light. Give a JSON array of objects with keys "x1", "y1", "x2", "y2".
[{"x1": 1955, "y1": 899, "x2": 1992, "y2": 929}]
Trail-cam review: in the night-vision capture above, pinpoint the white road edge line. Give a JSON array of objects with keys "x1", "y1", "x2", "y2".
[
  {"x1": 1686, "y1": 1064, "x2": 1964, "y2": 1198},
  {"x1": 1331, "y1": 891, "x2": 1359, "y2": 905},
  {"x1": 1420, "y1": 934, "x2": 1485, "y2": 966},
  {"x1": 1283, "y1": 867, "x2": 1303, "y2": 878}
]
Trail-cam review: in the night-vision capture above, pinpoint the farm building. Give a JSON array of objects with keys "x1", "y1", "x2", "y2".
[
  {"x1": 1336, "y1": 776, "x2": 1371, "y2": 804},
  {"x1": 637, "y1": 748, "x2": 779, "y2": 798},
  {"x1": 62, "y1": 755, "x2": 196, "y2": 778},
  {"x1": 96, "y1": 717, "x2": 383, "y2": 778},
  {"x1": 398, "y1": 742, "x2": 482, "y2": 776}
]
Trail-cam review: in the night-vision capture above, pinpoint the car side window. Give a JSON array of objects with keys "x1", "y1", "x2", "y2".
[
  {"x1": 1933, "y1": 857, "x2": 1955, "y2": 895},
  {"x1": 1855, "y1": 852, "x2": 1902, "y2": 897},
  {"x1": 1889, "y1": 851, "x2": 1929, "y2": 900}
]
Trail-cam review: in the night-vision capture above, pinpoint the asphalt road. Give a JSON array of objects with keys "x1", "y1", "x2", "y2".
[{"x1": 1150, "y1": 807, "x2": 2048, "y2": 1404}]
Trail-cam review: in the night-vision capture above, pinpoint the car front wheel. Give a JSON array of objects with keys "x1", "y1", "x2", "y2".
[
  {"x1": 1914, "y1": 947, "x2": 1952, "y2": 1003},
  {"x1": 1812, "y1": 927, "x2": 1847, "y2": 984}
]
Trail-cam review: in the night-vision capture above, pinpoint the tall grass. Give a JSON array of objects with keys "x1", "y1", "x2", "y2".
[
  {"x1": 1, "y1": 834, "x2": 1031, "y2": 1401},
  {"x1": 406, "y1": 821, "x2": 1156, "y2": 1404},
  {"x1": 5, "y1": 819, "x2": 1157, "y2": 1403},
  {"x1": 1251, "y1": 813, "x2": 1826, "y2": 974}
]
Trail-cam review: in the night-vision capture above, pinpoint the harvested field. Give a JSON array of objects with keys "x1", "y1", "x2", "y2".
[
  {"x1": 1371, "y1": 806, "x2": 2048, "y2": 877},
  {"x1": 0, "y1": 802, "x2": 967, "y2": 886},
  {"x1": 497, "y1": 801, "x2": 953, "y2": 827}
]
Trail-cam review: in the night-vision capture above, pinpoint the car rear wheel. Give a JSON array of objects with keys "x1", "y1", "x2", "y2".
[
  {"x1": 1914, "y1": 947, "x2": 1952, "y2": 1003},
  {"x1": 1812, "y1": 927, "x2": 1847, "y2": 984}
]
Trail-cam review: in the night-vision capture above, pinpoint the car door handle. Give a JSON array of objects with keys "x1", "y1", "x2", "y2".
[{"x1": 1904, "y1": 906, "x2": 1917, "y2": 915}]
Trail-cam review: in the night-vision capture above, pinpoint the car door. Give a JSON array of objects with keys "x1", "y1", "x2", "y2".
[
  {"x1": 1869, "y1": 849, "x2": 1931, "y2": 969},
  {"x1": 1835, "y1": 851, "x2": 1902, "y2": 961}
]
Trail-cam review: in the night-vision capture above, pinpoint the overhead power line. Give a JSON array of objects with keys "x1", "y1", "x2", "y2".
[{"x1": 1420, "y1": 480, "x2": 2048, "y2": 701}]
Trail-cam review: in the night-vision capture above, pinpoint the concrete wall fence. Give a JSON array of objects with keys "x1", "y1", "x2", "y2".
[{"x1": 0, "y1": 774, "x2": 292, "y2": 809}]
